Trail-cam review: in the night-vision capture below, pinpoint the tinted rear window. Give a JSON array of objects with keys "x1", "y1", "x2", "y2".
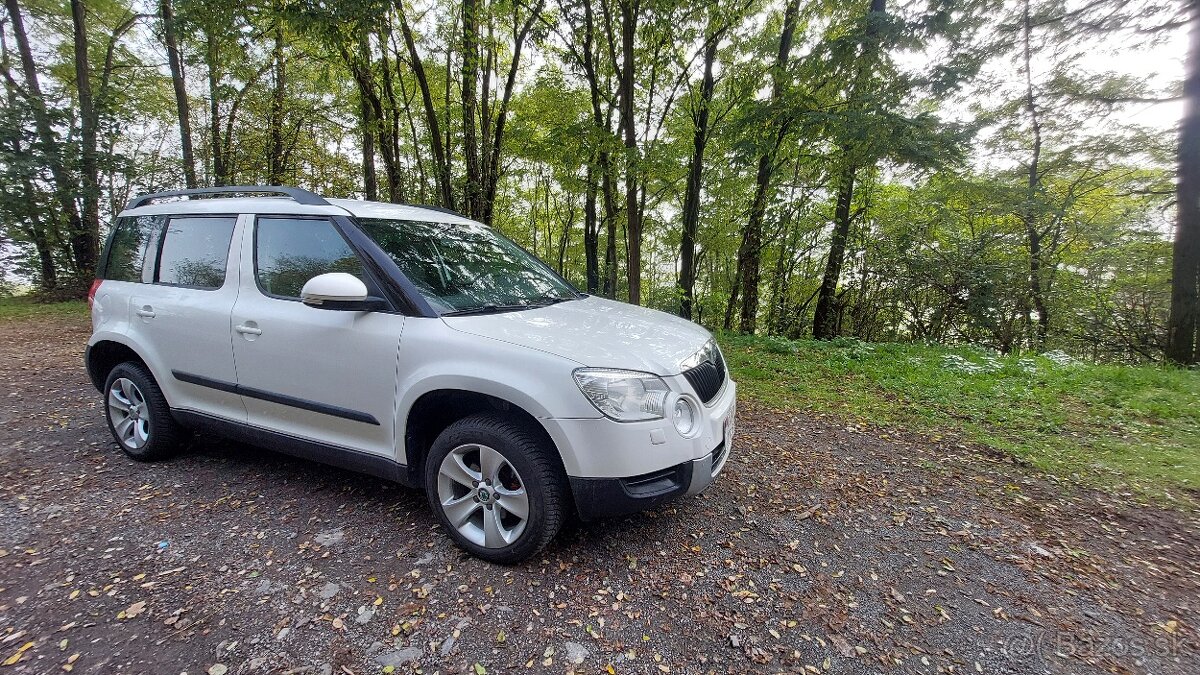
[
  {"x1": 156, "y1": 216, "x2": 237, "y2": 289},
  {"x1": 103, "y1": 215, "x2": 164, "y2": 283}
]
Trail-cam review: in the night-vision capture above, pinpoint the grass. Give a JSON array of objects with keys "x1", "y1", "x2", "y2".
[
  {"x1": 0, "y1": 295, "x2": 88, "y2": 320},
  {"x1": 718, "y1": 333, "x2": 1200, "y2": 505},
  {"x1": 3, "y1": 296, "x2": 1195, "y2": 504}
]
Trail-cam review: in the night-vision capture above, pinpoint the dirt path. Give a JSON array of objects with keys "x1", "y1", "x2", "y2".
[{"x1": 0, "y1": 313, "x2": 1196, "y2": 674}]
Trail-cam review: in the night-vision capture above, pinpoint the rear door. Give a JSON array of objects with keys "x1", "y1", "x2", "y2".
[
  {"x1": 229, "y1": 215, "x2": 404, "y2": 458},
  {"x1": 125, "y1": 214, "x2": 245, "y2": 422}
]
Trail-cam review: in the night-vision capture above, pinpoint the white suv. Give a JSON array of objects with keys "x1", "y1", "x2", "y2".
[{"x1": 86, "y1": 186, "x2": 736, "y2": 563}]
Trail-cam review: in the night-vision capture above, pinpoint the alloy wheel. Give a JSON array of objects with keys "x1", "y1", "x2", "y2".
[
  {"x1": 436, "y1": 443, "x2": 529, "y2": 548},
  {"x1": 108, "y1": 377, "x2": 150, "y2": 450}
]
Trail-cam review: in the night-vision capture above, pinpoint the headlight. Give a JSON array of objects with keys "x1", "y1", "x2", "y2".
[
  {"x1": 573, "y1": 368, "x2": 669, "y2": 421},
  {"x1": 679, "y1": 338, "x2": 721, "y2": 371}
]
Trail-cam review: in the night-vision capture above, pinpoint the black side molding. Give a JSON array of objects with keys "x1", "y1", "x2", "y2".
[
  {"x1": 172, "y1": 371, "x2": 380, "y2": 425},
  {"x1": 172, "y1": 409, "x2": 416, "y2": 487}
]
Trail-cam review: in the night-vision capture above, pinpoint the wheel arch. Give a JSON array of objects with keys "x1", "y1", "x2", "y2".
[
  {"x1": 400, "y1": 387, "x2": 569, "y2": 493},
  {"x1": 86, "y1": 337, "x2": 155, "y2": 393}
]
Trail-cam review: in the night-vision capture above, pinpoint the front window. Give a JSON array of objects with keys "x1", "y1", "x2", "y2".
[
  {"x1": 255, "y1": 217, "x2": 366, "y2": 299},
  {"x1": 357, "y1": 218, "x2": 578, "y2": 314}
]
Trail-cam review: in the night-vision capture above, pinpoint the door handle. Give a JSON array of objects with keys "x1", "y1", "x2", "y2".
[
  {"x1": 135, "y1": 307, "x2": 155, "y2": 319},
  {"x1": 234, "y1": 324, "x2": 262, "y2": 336}
]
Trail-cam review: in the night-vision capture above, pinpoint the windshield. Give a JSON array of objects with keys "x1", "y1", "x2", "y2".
[{"x1": 357, "y1": 218, "x2": 579, "y2": 314}]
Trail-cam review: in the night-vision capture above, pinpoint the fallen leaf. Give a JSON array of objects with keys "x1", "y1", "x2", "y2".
[{"x1": 3, "y1": 642, "x2": 35, "y2": 666}]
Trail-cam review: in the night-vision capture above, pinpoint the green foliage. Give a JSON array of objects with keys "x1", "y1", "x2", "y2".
[
  {"x1": 0, "y1": 296, "x2": 88, "y2": 320},
  {"x1": 0, "y1": 0, "x2": 1183, "y2": 362},
  {"x1": 720, "y1": 331, "x2": 1200, "y2": 504}
]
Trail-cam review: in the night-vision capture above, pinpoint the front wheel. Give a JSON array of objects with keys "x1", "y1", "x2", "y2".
[{"x1": 425, "y1": 414, "x2": 567, "y2": 564}]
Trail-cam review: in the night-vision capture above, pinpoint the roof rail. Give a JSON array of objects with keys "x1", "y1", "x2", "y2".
[{"x1": 124, "y1": 185, "x2": 330, "y2": 210}]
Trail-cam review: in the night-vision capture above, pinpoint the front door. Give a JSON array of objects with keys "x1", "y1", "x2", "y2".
[{"x1": 230, "y1": 215, "x2": 404, "y2": 458}]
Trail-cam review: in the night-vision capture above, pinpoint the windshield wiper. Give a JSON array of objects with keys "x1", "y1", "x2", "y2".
[
  {"x1": 441, "y1": 303, "x2": 536, "y2": 317},
  {"x1": 528, "y1": 295, "x2": 577, "y2": 307},
  {"x1": 442, "y1": 295, "x2": 579, "y2": 317}
]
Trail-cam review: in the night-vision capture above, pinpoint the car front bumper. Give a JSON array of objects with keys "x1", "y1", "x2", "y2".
[
  {"x1": 543, "y1": 379, "x2": 736, "y2": 521},
  {"x1": 567, "y1": 441, "x2": 728, "y2": 520}
]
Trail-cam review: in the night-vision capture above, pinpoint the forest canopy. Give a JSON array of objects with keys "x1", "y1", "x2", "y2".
[{"x1": 0, "y1": 0, "x2": 1193, "y2": 363}]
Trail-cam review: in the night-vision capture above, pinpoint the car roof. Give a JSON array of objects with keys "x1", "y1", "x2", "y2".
[{"x1": 118, "y1": 195, "x2": 478, "y2": 226}]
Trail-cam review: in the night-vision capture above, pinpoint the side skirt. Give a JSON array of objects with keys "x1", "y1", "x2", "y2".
[{"x1": 171, "y1": 409, "x2": 419, "y2": 488}]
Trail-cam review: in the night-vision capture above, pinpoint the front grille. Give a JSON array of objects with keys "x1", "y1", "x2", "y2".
[{"x1": 682, "y1": 352, "x2": 726, "y2": 403}]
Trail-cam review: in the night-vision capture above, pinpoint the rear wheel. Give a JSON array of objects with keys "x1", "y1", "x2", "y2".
[
  {"x1": 104, "y1": 363, "x2": 184, "y2": 461},
  {"x1": 425, "y1": 413, "x2": 567, "y2": 564}
]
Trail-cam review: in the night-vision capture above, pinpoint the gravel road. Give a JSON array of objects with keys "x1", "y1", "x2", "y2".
[{"x1": 0, "y1": 313, "x2": 1196, "y2": 674}]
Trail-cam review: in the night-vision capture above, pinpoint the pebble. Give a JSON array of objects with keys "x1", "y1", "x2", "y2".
[
  {"x1": 563, "y1": 641, "x2": 589, "y2": 665},
  {"x1": 356, "y1": 605, "x2": 375, "y2": 624},
  {"x1": 376, "y1": 648, "x2": 422, "y2": 667},
  {"x1": 314, "y1": 528, "x2": 345, "y2": 546}
]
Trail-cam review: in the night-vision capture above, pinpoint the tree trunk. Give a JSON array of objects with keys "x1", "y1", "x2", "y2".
[
  {"x1": 377, "y1": 23, "x2": 406, "y2": 203},
  {"x1": 584, "y1": 161, "x2": 600, "y2": 293},
  {"x1": 619, "y1": 0, "x2": 641, "y2": 304},
  {"x1": 344, "y1": 36, "x2": 378, "y2": 200},
  {"x1": 1018, "y1": 0, "x2": 1049, "y2": 350},
  {"x1": 461, "y1": 0, "x2": 483, "y2": 219},
  {"x1": 732, "y1": 0, "x2": 800, "y2": 332},
  {"x1": 70, "y1": 0, "x2": 99, "y2": 280},
  {"x1": 811, "y1": 0, "x2": 886, "y2": 340},
  {"x1": 813, "y1": 165, "x2": 856, "y2": 339},
  {"x1": 359, "y1": 88, "x2": 379, "y2": 200},
  {"x1": 723, "y1": 278, "x2": 739, "y2": 330},
  {"x1": 0, "y1": 18, "x2": 57, "y2": 289},
  {"x1": 603, "y1": 160, "x2": 619, "y2": 297},
  {"x1": 396, "y1": 6, "x2": 454, "y2": 210},
  {"x1": 480, "y1": 0, "x2": 543, "y2": 226},
  {"x1": 161, "y1": 0, "x2": 197, "y2": 188},
  {"x1": 1168, "y1": 0, "x2": 1200, "y2": 365},
  {"x1": 6, "y1": 0, "x2": 87, "y2": 283},
  {"x1": 678, "y1": 34, "x2": 719, "y2": 320},
  {"x1": 205, "y1": 32, "x2": 227, "y2": 185},
  {"x1": 267, "y1": 10, "x2": 286, "y2": 184},
  {"x1": 396, "y1": 53, "x2": 428, "y2": 202}
]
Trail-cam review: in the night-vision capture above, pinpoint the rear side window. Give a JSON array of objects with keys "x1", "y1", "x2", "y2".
[
  {"x1": 104, "y1": 215, "x2": 164, "y2": 283},
  {"x1": 156, "y1": 216, "x2": 237, "y2": 289},
  {"x1": 255, "y1": 217, "x2": 365, "y2": 299}
]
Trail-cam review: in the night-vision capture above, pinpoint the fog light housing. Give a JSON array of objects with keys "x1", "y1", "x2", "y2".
[{"x1": 670, "y1": 395, "x2": 698, "y2": 437}]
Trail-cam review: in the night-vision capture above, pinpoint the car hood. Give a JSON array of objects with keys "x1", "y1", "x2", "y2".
[{"x1": 440, "y1": 296, "x2": 713, "y2": 375}]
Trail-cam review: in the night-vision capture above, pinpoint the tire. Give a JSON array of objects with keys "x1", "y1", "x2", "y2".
[
  {"x1": 424, "y1": 413, "x2": 567, "y2": 564},
  {"x1": 103, "y1": 362, "x2": 185, "y2": 461}
]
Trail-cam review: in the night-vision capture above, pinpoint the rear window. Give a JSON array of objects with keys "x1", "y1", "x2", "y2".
[
  {"x1": 103, "y1": 215, "x2": 164, "y2": 283},
  {"x1": 156, "y1": 216, "x2": 237, "y2": 289}
]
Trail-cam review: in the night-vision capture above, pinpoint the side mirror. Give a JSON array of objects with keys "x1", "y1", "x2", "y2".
[{"x1": 300, "y1": 273, "x2": 387, "y2": 311}]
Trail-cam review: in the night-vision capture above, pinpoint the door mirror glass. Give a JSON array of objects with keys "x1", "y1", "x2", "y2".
[{"x1": 300, "y1": 273, "x2": 371, "y2": 309}]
